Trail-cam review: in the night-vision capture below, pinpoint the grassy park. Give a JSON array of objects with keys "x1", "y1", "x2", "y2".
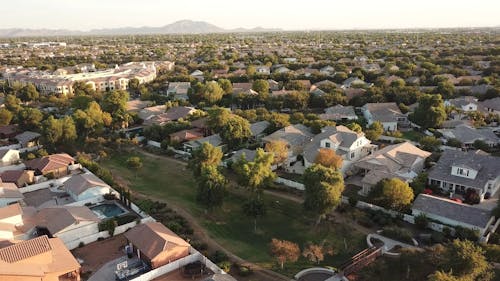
[{"x1": 101, "y1": 150, "x2": 366, "y2": 276}]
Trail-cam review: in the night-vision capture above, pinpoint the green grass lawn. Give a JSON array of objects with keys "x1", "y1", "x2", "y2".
[
  {"x1": 401, "y1": 130, "x2": 425, "y2": 142},
  {"x1": 101, "y1": 150, "x2": 367, "y2": 276}
]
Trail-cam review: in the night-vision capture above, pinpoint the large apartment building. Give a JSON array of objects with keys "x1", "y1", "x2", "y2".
[{"x1": 1, "y1": 61, "x2": 172, "y2": 95}]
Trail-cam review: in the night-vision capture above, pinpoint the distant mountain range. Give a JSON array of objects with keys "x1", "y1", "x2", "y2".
[{"x1": 0, "y1": 20, "x2": 282, "y2": 38}]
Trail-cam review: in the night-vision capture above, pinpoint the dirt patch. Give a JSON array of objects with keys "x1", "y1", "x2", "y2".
[{"x1": 72, "y1": 234, "x2": 127, "y2": 275}]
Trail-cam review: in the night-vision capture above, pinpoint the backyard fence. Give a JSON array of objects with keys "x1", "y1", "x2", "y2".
[{"x1": 274, "y1": 177, "x2": 305, "y2": 190}]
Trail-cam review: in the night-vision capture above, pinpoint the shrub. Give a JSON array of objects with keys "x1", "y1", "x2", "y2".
[
  {"x1": 431, "y1": 232, "x2": 445, "y2": 244},
  {"x1": 415, "y1": 214, "x2": 429, "y2": 230},
  {"x1": 78, "y1": 242, "x2": 85, "y2": 248},
  {"x1": 211, "y1": 250, "x2": 229, "y2": 263},
  {"x1": 454, "y1": 226, "x2": 479, "y2": 241},
  {"x1": 382, "y1": 226, "x2": 413, "y2": 244},
  {"x1": 483, "y1": 244, "x2": 500, "y2": 263},
  {"x1": 115, "y1": 214, "x2": 137, "y2": 225},
  {"x1": 190, "y1": 240, "x2": 208, "y2": 251},
  {"x1": 97, "y1": 237, "x2": 105, "y2": 241},
  {"x1": 98, "y1": 219, "x2": 117, "y2": 236},
  {"x1": 217, "y1": 261, "x2": 232, "y2": 272},
  {"x1": 348, "y1": 196, "x2": 358, "y2": 207}
]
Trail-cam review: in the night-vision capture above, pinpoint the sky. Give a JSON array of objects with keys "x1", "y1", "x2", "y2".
[{"x1": 0, "y1": 0, "x2": 499, "y2": 31}]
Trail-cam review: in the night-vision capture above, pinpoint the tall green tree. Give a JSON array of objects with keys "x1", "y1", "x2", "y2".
[
  {"x1": 199, "y1": 82, "x2": 224, "y2": 104},
  {"x1": 369, "y1": 178, "x2": 414, "y2": 211},
  {"x1": 365, "y1": 121, "x2": 384, "y2": 141},
  {"x1": 219, "y1": 114, "x2": 251, "y2": 149},
  {"x1": 0, "y1": 108, "x2": 13, "y2": 126},
  {"x1": 233, "y1": 148, "x2": 276, "y2": 192},
  {"x1": 18, "y1": 107, "x2": 43, "y2": 130},
  {"x1": 19, "y1": 84, "x2": 39, "y2": 102},
  {"x1": 217, "y1": 78, "x2": 233, "y2": 95},
  {"x1": 242, "y1": 196, "x2": 266, "y2": 232},
  {"x1": 196, "y1": 164, "x2": 226, "y2": 211},
  {"x1": 303, "y1": 164, "x2": 344, "y2": 225},
  {"x1": 410, "y1": 94, "x2": 447, "y2": 129},
  {"x1": 188, "y1": 142, "x2": 223, "y2": 177}
]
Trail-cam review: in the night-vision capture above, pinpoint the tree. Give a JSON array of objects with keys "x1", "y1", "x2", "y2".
[
  {"x1": 19, "y1": 84, "x2": 39, "y2": 102},
  {"x1": 188, "y1": 142, "x2": 223, "y2": 177},
  {"x1": 347, "y1": 122, "x2": 363, "y2": 133},
  {"x1": 369, "y1": 178, "x2": 414, "y2": 211},
  {"x1": 217, "y1": 78, "x2": 233, "y2": 95},
  {"x1": 410, "y1": 172, "x2": 428, "y2": 196},
  {"x1": 219, "y1": 114, "x2": 251, "y2": 149},
  {"x1": 0, "y1": 108, "x2": 13, "y2": 126},
  {"x1": 265, "y1": 139, "x2": 289, "y2": 166},
  {"x1": 18, "y1": 107, "x2": 43, "y2": 130},
  {"x1": 199, "y1": 82, "x2": 224, "y2": 104},
  {"x1": 302, "y1": 241, "x2": 334, "y2": 264},
  {"x1": 196, "y1": 164, "x2": 226, "y2": 211},
  {"x1": 314, "y1": 148, "x2": 343, "y2": 170},
  {"x1": 61, "y1": 116, "x2": 77, "y2": 143},
  {"x1": 303, "y1": 164, "x2": 344, "y2": 225},
  {"x1": 410, "y1": 94, "x2": 447, "y2": 129},
  {"x1": 242, "y1": 196, "x2": 266, "y2": 232},
  {"x1": 437, "y1": 239, "x2": 491, "y2": 281},
  {"x1": 126, "y1": 156, "x2": 143, "y2": 177},
  {"x1": 42, "y1": 116, "x2": 63, "y2": 148},
  {"x1": 4, "y1": 95, "x2": 21, "y2": 113},
  {"x1": 72, "y1": 101, "x2": 112, "y2": 136},
  {"x1": 419, "y1": 136, "x2": 441, "y2": 152},
  {"x1": 128, "y1": 78, "x2": 140, "y2": 95},
  {"x1": 102, "y1": 90, "x2": 129, "y2": 114},
  {"x1": 252, "y1": 79, "x2": 270, "y2": 101},
  {"x1": 246, "y1": 65, "x2": 256, "y2": 77},
  {"x1": 365, "y1": 121, "x2": 384, "y2": 141},
  {"x1": 268, "y1": 112, "x2": 290, "y2": 131},
  {"x1": 269, "y1": 238, "x2": 300, "y2": 269},
  {"x1": 233, "y1": 148, "x2": 276, "y2": 191}
]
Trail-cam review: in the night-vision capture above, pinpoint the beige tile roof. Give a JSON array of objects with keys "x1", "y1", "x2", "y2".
[
  {"x1": 25, "y1": 153, "x2": 74, "y2": 174},
  {"x1": 0, "y1": 235, "x2": 80, "y2": 278},
  {"x1": 0, "y1": 235, "x2": 51, "y2": 263},
  {"x1": 64, "y1": 173, "x2": 109, "y2": 196},
  {"x1": 0, "y1": 203, "x2": 22, "y2": 220},
  {"x1": 28, "y1": 206, "x2": 100, "y2": 234},
  {"x1": 125, "y1": 222, "x2": 190, "y2": 260}
]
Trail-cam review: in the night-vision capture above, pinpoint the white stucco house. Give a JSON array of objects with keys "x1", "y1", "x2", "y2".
[
  {"x1": 0, "y1": 149, "x2": 20, "y2": 166},
  {"x1": 412, "y1": 194, "x2": 494, "y2": 236},
  {"x1": 303, "y1": 126, "x2": 377, "y2": 175},
  {"x1": 25, "y1": 206, "x2": 100, "y2": 246},
  {"x1": 362, "y1": 102, "x2": 408, "y2": 131},
  {"x1": 64, "y1": 173, "x2": 111, "y2": 202},
  {"x1": 445, "y1": 96, "x2": 479, "y2": 112}
]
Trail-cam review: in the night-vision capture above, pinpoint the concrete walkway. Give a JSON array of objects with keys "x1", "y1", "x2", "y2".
[
  {"x1": 367, "y1": 233, "x2": 417, "y2": 252},
  {"x1": 89, "y1": 256, "x2": 140, "y2": 281}
]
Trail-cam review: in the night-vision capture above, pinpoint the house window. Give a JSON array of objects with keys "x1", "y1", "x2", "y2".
[
  {"x1": 325, "y1": 142, "x2": 330, "y2": 148},
  {"x1": 351, "y1": 152, "x2": 355, "y2": 159}
]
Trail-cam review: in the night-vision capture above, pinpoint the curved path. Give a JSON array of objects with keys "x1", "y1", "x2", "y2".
[{"x1": 112, "y1": 149, "x2": 289, "y2": 281}]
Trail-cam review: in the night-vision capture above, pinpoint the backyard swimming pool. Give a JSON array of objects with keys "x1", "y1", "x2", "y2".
[{"x1": 90, "y1": 202, "x2": 127, "y2": 219}]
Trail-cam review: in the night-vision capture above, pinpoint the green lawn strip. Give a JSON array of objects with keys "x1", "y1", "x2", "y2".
[
  {"x1": 402, "y1": 130, "x2": 425, "y2": 142},
  {"x1": 101, "y1": 151, "x2": 367, "y2": 275}
]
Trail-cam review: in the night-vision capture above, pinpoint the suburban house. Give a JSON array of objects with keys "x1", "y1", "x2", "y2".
[
  {"x1": 427, "y1": 150, "x2": 500, "y2": 201},
  {"x1": 250, "y1": 121, "x2": 270, "y2": 142},
  {"x1": 0, "y1": 235, "x2": 81, "y2": 281},
  {"x1": 480, "y1": 97, "x2": 500, "y2": 115},
  {"x1": 341, "y1": 77, "x2": 367, "y2": 89},
  {"x1": 167, "y1": 82, "x2": 191, "y2": 100},
  {"x1": 255, "y1": 66, "x2": 270, "y2": 75},
  {"x1": 439, "y1": 125, "x2": 500, "y2": 149},
  {"x1": 445, "y1": 96, "x2": 479, "y2": 112},
  {"x1": 319, "y1": 105, "x2": 358, "y2": 121},
  {"x1": 362, "y1": 102, "x2": 408, "y2": 131},
  {"x1": 183, "y1": 134, "x2": 223, "y2": 153},
  {"x1": 0, "y1": 170, "x2": 35, "y2": 187},
  {"x1": 0, "y1": 125, "x2": 19, "y2": 139},
  {"x1": 25, "y1": 153, "x2": 75, "y2": 178},
  {"x1": 303, "y1": 126, "x2": 376, "y2": 174},
  {"x1": 138, "y1": 105, "x2": 166, "y2": 121},
  {"x1": 262, "y1": 124, "x2": 314, "y2": 173},
  {"x1": 24, "y1": 206, "x2": 100, "y2": 246},
  {"x1": 412, "y1": 194, "x2": 494, "y2": 236},
  {"x1": 227, "y1": 148, "x2": 257, "y2": 165},
  {"x1": 0, "y1": 149, "x2": 20, "y2": 166},
  {"x1": 124, "y1": 222, "x2": 190, "y2": 269},
  {"x1": 126, "y1": 100, "x2": 153, "y2": 113},
  {"x1": 232, "y1": 83, "x2": 252, "y2": 95},
  {"x1": 14, "y1": 131, "x2": 41, "y2": 148},
  {"x1": 0, "y1": 203, "x2": 26, "y2": 240},
  {"x1": 354, "y1": 142, "x2": 431, "y2": 195},
  {"x1": 63, "y1": 173, "x2": 111, "y2": 202},
  {"x1": 169, "y1": 129, "x2": 205, "y2": 144},
  {"x1": 0, "y1": 182, "x2": 24, "y2": 207}
]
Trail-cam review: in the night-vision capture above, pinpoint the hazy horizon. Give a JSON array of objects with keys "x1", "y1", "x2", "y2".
[{"x1": 1, "y1": 0, "x2": 499, "y2": 31}]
